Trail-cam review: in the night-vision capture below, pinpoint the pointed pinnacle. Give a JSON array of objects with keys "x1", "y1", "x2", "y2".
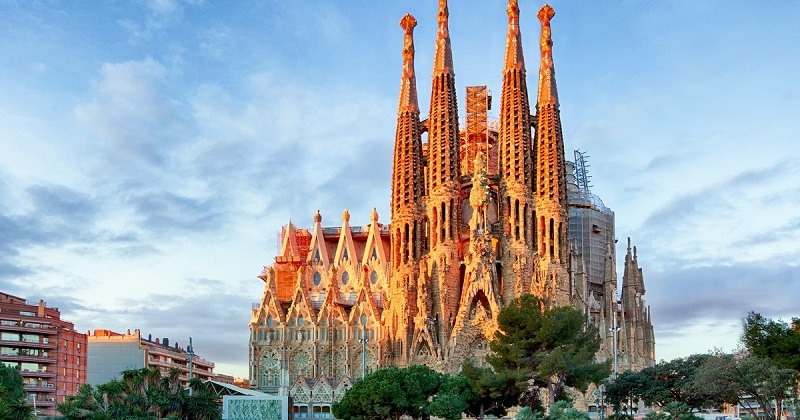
[
  {"x1": 537, "y1": 4, "x2": 558, "y2": 106},
  {"x1": 504, "y1": 0, "x2": 525, "y2": 72},
  {"x1": 398, "y1": 14, "x2": 419, "y2": 113},
  {"x1": 433, "y1": 0, "x2": 453, "y2": 75}
]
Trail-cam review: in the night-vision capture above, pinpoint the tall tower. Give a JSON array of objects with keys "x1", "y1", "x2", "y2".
[
  {"x1": 533, "y1": 5, "x2": 571, "y2": 305},
  {"x1": 497, "y1": 0, "x2": 535, "y2": 303},
  {"x1": 424, "y1": 0, "x2": 461, "y2": 347},
  {"x1": 388, "y1": 14, "x2": 425, "y2": 363}
]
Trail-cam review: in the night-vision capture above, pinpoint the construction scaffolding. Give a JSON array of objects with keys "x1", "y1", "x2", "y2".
[{"x1": 461, "y1": 86, "x2": 498, "y2": 176}]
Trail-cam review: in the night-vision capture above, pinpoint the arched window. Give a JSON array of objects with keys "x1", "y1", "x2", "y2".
[
  {"x1": 260, "y1": 350, "x2": 280, "y2": 387},
  {"x1": 370, "y1": 270, "x2": 378, "y2": 284},
  {"x1": 313, "y1": 272, "x2": 322, "y2": 286},
  {"x1": 341, "y1": 271, "x2": 349, "y2": 285}
]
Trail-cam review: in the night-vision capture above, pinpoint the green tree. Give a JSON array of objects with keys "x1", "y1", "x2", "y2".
[
  {"x1": 742, "y1": 312, "x2": 800, "y2": 372},
  {"x1": 333, "y1": 365, "x2": 445, "y2": 420},
  {"x1": 548, "y1": 400, "x2": 590, "y2": 420},
  {"x1": 742, "y1": 312, "x2": 800, "y2": 418},
  {"x1": 488, "y1": 294, "x2": 610, "y2": 406},
  {"x1": 605, "y1": 370, "x2": 649, "y2": 413},
  {"x1": 459, "y1": 360, "x2": 520, "y2": 419},
  {"x1": 515, "y1": 400, "x2": 588, "y2": 420},
  {"x1": 58, "y1": 367, "x2": 220, "y2": 419},
  {"x1": 426, "y1": 374, "x2": 469, "y2": 420},
  {"x1": 636, "y1": 354, "x2": 717, "y2": 410},
  {"x1": 0, "y1": 365, "x2": 34, "y2": 420},
  {"x1": 695, "y1": 349, "x2": 799, "y2": 414},
  {"x1": 516, "y1": 406, "x2": 547, "y2": 420},
  {"x1": 644, "y1": 402, "x2": 701, "y2": 420}
]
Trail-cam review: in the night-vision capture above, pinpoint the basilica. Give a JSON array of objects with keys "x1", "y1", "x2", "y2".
[{"x1": 249, "y1": 1, "x2": 655, "y2": 416}]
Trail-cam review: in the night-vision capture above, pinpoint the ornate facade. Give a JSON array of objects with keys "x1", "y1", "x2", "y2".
[{"x1": 249, "y1": 1, "x2": 655, "y2": 416}]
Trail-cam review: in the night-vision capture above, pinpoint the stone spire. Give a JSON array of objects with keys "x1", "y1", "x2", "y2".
[
  {"x1": 536, "y1": 4, "x2": 559, "y2": 106},
  {"x1": 391, "y1": 13, "x2": 425, "y2": 268},
  {"x1": 503, "y1": 0, "x2": 526, "y2": 72},
  {"x1": 426, "y1": 0, "x2": 460, "y2": 206},
  {"x1": 534, "y1": 4, "x2": 570, "y2": 306},
  {"x1": 398, "y1": 14, "x2": 419, "y2": 115},
  {"x1": 432, "y1": 0, "x2": 454, "y2": 75},
  {"x1": 425, "y1": 0, "x2": 461, "y2": 355},
  {"x1": 498, "y1": 0, "x2": 535, "y2": 302},
  {"x1": 388, "y1": 13, "x2": 425, "y2": 364}
]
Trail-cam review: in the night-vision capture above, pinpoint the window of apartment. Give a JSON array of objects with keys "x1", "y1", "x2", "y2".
[
  {"x1": 21, "y1": 334, "x2": 39, "y2": 343},
  {"x1": 0, "y1": 347, "x2": 19, "y2": 356},
  {"x1": 20, "y1": 362, "x2": 38, "y2": 372},
  {"x1": 19, "y1": 311, "x2": 36, "y2": 317},
  {"x1": 1, "y1": 332, "x2": 19, "y2": 341}
]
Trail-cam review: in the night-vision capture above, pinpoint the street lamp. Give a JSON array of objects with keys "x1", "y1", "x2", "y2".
[
  {"x1": 359, "y1": 315, "x2": 369, "y2": 379},
  {"x1": 611, "y1": 299, "x2": 620, "y2": 379},
  {"x1": 187, "y1": 337, "x2": 194, "y2": 397}
]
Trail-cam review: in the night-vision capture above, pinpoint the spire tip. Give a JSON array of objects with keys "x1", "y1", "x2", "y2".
[{"x1": 400, "y1": 14, "x2": 417, "y2": 34}]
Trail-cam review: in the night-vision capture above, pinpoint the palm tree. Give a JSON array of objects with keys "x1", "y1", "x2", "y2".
[
  {"x1": 0, "y1": 397, "x2": 35, "y2": 420},
  {"x1": 60, "y1": 368, "x2": 221, "y2": 420}
]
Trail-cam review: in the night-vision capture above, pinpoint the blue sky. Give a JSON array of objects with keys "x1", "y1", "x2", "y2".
[{"x1": 1, "y1": 1, "x2": 798, "y2": 379}]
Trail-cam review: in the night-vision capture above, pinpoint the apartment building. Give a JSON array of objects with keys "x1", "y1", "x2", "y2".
[
  {"x1": 0, "y1": 292, "x2": 87, "y2": 417},
  {"x1": 87, "y1": 328, "x2": 215, "y2": 387}
]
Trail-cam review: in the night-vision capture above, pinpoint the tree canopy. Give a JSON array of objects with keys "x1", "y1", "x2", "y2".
[
  {"x1": 57, "y1": 367, "x2": 220, "y2": 420},
  {"x1": 332, "y1": 365, "x2": 446, "y2": 420},
  {"x1": 693, "y1": 353, "x2": 794, "y2": 420},
  {"x1": 459, "y1": 360, "x2": 520, "y2": 419},
  {"x1": 742, "y1": 312, "x2": 800, "y2": 372},
  {"x1": 488, "y1": 294, "x2": 610, "y2": 406},
  {"x1": 0, "y1": 365, "x2": 34, "y2": 420}
]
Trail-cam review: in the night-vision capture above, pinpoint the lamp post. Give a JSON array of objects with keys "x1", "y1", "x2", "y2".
[
  {"x1": 611, "y1": 314, "x2": 619, "y2": 379},
  {"x1": 187, "y1": 337, "x2": 194, "y2": 397},
  {"x1": 359, "y1": 315, "x2": 369, "y2": 379},
  {"x1": 607, "y1": 305, "x2": 620, "y2": 418}
]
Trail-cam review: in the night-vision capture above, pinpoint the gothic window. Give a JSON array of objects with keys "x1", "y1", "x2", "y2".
[
  {"x1": 260, "y1": 350, "x2": 280, "y2": 388},
  {"x1": 314, "y1": 248, "x2": 320, "y2": 261},
  {"x1": 352, "y1": 349, "x2": 374, "y2": 378},
  {"x1": 343, "y1": 249, "x2": 349, "y2": 260},
  {"x1": 298, "y1": 316, "x2": 305, "y2": 327},
  {"x1": 290, "y1": 351, "x2": 313, "y2": 378},
  {"x1": 341, "y1": 271, "x2": 349, "y2": 285},
  {"x1": 267, "y1": 316, "x2": 274, "y2": 327},
  {"x1": 370, "y1": 270, "x2": 378, "y2": 284},
  {"x1": 321, "y1": 351, "x2": 345, "y2": 378},
  {"x1": 313, "y1": 272, "x2": 321, "y2": 286}
]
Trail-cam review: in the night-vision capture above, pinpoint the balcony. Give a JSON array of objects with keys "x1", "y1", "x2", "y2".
[
  {"x1": 28, "y1": 397, "x2": 56, "y2": 407},
  {"x1": 0, "y1": 339, "x2": 57, "y2": 350},
  {"x1": 22, "y1": 384, "x2": 56, "y2": 393},
  {"x1": 0, "y1": 323, "x2": 58, "y2": 334},
  {"x1": 20, "y1": 369, "x2": 56, "y2": 379},
  {"x1": 0, "y1": 354, "x2": 55, "y2": 364}
]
